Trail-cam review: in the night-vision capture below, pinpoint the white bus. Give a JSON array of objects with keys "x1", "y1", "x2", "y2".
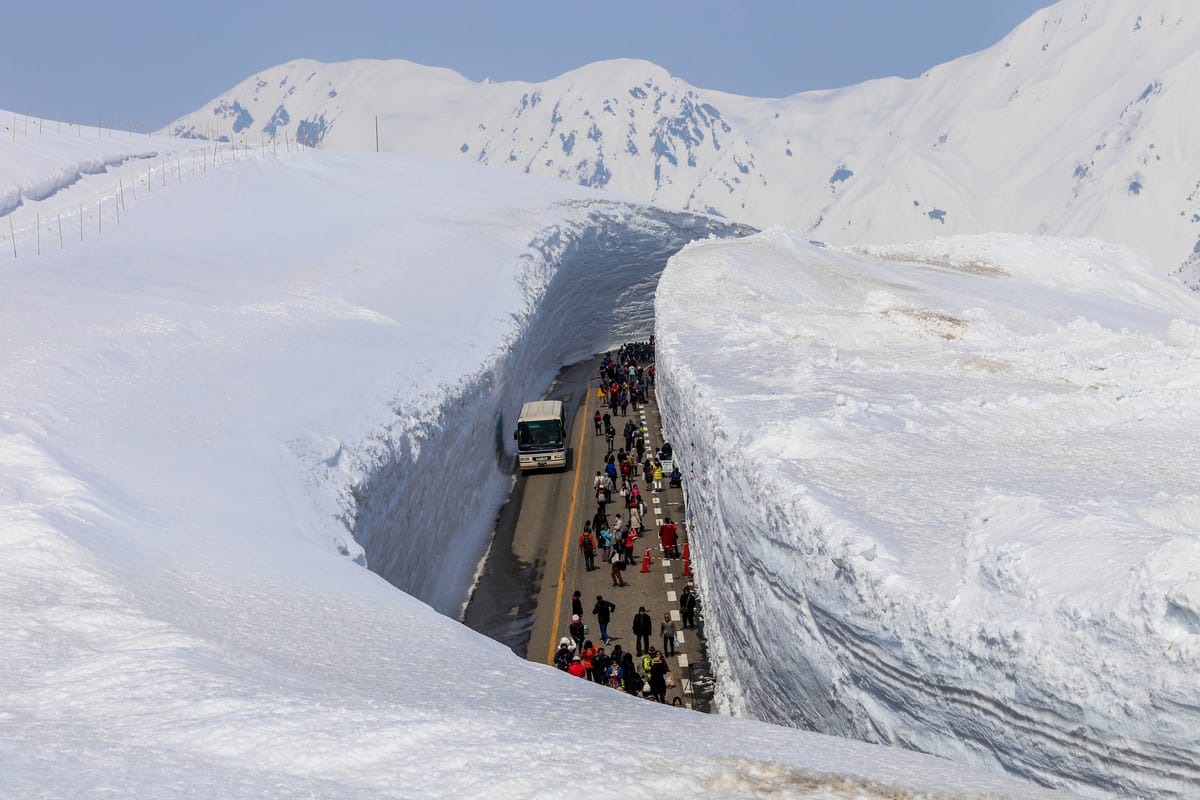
[{"x1": 513, "y1": 400, "x2": 567, "y2": 471}]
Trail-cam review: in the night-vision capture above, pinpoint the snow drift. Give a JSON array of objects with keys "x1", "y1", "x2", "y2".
[{"x1": 655, "y1": 229, "x2": 1200, "y2": 798}]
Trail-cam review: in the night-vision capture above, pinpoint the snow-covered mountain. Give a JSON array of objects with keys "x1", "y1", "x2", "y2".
[{"x1": 167, "y1": 0, "x2": 1200, "y2": 275}]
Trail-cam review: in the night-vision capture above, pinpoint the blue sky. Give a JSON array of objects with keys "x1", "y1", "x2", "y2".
[{"x1": 2, "y1": 0, "x2": 1051, "y2": 128}]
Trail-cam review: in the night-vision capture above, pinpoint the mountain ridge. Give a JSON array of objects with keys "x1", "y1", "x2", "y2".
[{"x1": 166, "y1": 0, "x2": 1200, "y2": 276}]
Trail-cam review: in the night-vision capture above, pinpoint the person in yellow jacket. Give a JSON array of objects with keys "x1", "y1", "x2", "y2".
[{"x1": 651, "y1": 461, "x2": 664, "y2": 492}]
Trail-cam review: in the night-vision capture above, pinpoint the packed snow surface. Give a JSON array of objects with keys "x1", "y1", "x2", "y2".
[
  {"x1": 0, "y1": 127, "x2": 1086, "y2": 798},
  {"x1": 655, "y1": 230, "x2": 1200, "y2": 798}
]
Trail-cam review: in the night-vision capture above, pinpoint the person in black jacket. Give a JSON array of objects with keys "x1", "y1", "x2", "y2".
[
  {"x1": 632, "y1": 606, "x2": 653, "y2": 655},
  {"x1": 593, "y1": 595, "x2": 616, "y2": 644},
  {"x1": 680, "y1": 585, "x2": 697, "y2": 629},
  {"x1": 569, "y1": 615, "x2": 586, "y2": 653}
]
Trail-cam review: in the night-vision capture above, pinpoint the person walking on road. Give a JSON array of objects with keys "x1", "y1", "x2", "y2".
[
  {"x1": 569, "y1": 615, "x2": 586, "y2": 653},
  {"x1": 652, "y1": 460, "x2": 664, "y2": 493},
  {"x1": 633, "y1": 607, "x2": 652, "y2": 656},
  {"x1": 648, "y1": 651, "x2": 669, "y2": 703},
  {"x1": 593, "y1": 595, "x2": 616, "y2": 644},
  {"x1": 598, "y1": 525, "x2": 612, "y2": 564},
  {"x1": 629, "y1": 502, "x2": 643, "y2": 536},
  {"x1": 659, "y1": 517, "x2": 678, "y2": 559},
  {"x1": 554, "y1": 640, "x2": 574, "y2": 671},
  {"x1": 660, "y1": 612, "x2": 677, "y2": 656},
  {"x1": 623, "y1": 528, "x2": 637, "y2": 566},
  {"x1": 571, "y1": 590, "x2": 583, "y2": 619},
  {"x1": 581, "y1": 640, "x2": 598, "y2": 682},
  {"x1": 593, "y1": 410, "x2": 602, "y2": 435},
  {"x1": 610, "y1": 549, "x2": 628, "y2": 587},
  {"x1": 593, "y1": 505, "x2": 608, "y2": 533},
  {"x1": 621, "y1": 653, "x2": 642, "y2": 695},
  {"x1": 680, "y1": 584, "x2": 697, "y2": 629},
  {"x1": 579, "y1": 526, "x2": 597, "y2": 571}
]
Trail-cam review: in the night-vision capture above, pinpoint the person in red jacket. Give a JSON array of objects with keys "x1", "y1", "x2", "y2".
[
  {"x1": 581, "y1": 640, "x2": 598, "y2": 682},
  {"x1": 567, "y1": 656, "x2": 586, "y2": 678},
  {"x1": 659, "y1": 518, "x2": 678, "y2": 559}
]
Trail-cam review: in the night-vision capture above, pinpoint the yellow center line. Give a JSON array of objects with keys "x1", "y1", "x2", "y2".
[{"x1": 545, "y1": 384, "x2": 590, "y2": 665}]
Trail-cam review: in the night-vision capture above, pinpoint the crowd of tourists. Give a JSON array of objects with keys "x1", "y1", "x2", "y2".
[
  {"x1": 554, "y1": 587, "x2": 700, "y2": 703},
  {"x1": 553, "y1": 340, "x2": 703, "y2": 703}
]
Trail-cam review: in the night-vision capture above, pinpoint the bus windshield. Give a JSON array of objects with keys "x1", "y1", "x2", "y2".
[{"x1": 516, "y1": 419, "x2": 564, "y2": 451}]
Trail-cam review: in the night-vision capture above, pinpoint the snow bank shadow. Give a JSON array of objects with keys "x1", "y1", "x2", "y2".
[
  {"x1": 0, "y1": 153, "x2": 159, "y2": 217},
  {"x1": 346, "y1": 201, "x2": 753, "y2": 617}
]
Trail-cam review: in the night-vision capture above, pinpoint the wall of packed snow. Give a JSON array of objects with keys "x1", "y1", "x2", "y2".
[
  {"x1": 654, "y1": 229, "x2": 1200, "y2": 799},
  {"x1": 350, "y1": 202, "x2": 748, "y2": 616}
]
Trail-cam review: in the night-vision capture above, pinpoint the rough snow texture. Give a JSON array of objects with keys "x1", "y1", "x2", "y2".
[
  {"x1": 170, "y1": 0, "x2": 1200, "y2": 277},
  {"x1": 655, "y1": 229, "x2": 1200, "y2": 798},
  {"x1": 1, "y1": 128, "x2": 1087, "y2": 798}
]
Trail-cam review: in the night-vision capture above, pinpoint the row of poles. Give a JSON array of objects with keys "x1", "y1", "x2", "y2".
[{"x1": 1, "y1": 140, "x2": 302, "y2": 260}]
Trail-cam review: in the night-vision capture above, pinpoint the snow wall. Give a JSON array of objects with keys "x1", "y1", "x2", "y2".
[
  {"x1": 350, "y1": 200, "x2": 751, "y2": 616},
  {"x1": 653, "y1": 230, "x2": 1200, "y2": 800}
]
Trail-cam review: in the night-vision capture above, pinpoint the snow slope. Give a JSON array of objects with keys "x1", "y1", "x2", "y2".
[
  {"x1": 655, "y1": 230, "x2": 1200, "y2": 798},
  {"x1": 166, "y1": 0, "x2": 1200, "y2": 275},
  {"x1": 0, "y1": 127, "x2": 1088, "y2": 798}
]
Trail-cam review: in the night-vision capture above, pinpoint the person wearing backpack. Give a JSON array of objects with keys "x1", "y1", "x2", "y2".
[
  {"x1": 579, "y1": 527, "x2": 597, "y2": 571},
  {"x1": 593, "y1": 595, "x2": 616, "y2": 644}
]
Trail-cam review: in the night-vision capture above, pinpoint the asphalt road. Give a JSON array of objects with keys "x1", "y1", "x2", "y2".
[
  {"x1": 461, "y1": 357, "x2": 599, "y2": 657},
  {"x1": 464, "y1": 353, "x2": 714, "y2": 709}
]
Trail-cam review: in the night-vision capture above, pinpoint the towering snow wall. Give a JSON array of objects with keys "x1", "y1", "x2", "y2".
[
  {"x1": 655, "y1": 229, "x2": 1200, "y2": 799},
  {"x1": 350, "y1": 201, "x2": 749, "y2": 615}
]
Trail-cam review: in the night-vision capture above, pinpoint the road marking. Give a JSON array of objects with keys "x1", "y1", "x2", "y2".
[
  {"x1": 666, "y1": 590, "x2": 677, "y2": 602},
  {"x1": 652, "y1": 497, "x2": 660, "y2": 504},
  {"x1": 662, "y1": 559, "x2": 672, "y2": 568},
  {"x1": 664, "y1": 573, "x2": 674, "y2": 583},
  {"x1": 670, "y1": 609, "x2": 681, "y2": 623},
  {"x1": 545, "y1": 388, "x2": 591, "y2": 666},
  {"x1": 678, "y1": 654, "x2": 689, "y2": 668}
]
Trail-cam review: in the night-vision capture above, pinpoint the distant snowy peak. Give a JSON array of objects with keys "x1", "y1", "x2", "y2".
[
  {"x1": 168, "y1": 0, "x2": 1200, "y2": 274},
  {"x1": 168, "y1": 57, "x2": 764, "y2": 211},
  {"x1": 458, "y1": 61, "x2": 762, "y2": 203}
]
